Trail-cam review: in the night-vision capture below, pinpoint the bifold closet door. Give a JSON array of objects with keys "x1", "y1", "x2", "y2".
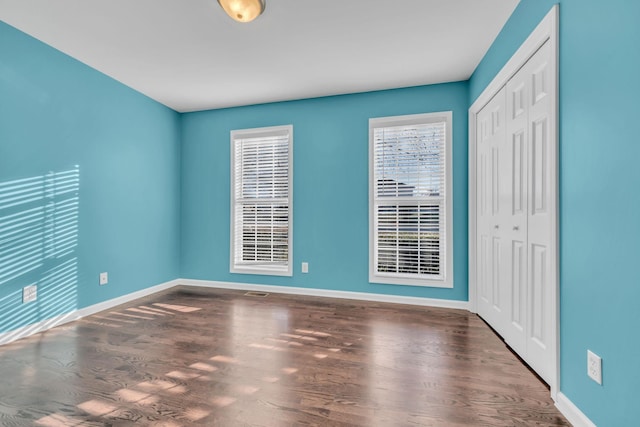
[
  {"x1": 476, "y1": 87, "x2": 507, "y2": 334},
  {"x1": 500, "y1": 45, "x2": 532, "y2": 358},
  {"x1": 522, "y1": 40, "x2": 554, "y2": 384},
  {"x1": 476, "y1": 40, "x2": 554, "y2": 384}
]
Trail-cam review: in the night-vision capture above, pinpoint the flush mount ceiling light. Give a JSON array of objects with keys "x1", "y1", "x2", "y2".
[{"x1": 217, "y1": 0, "x2": 266, "y2": 23}]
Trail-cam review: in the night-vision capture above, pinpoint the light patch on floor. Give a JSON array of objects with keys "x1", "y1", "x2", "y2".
[
  {"x1": 138, "y1": 395, "x2": 159, "y2": 405},
  {"x1": 185, "y1": 407, "x2": 210, "y2": 421},
  {"x1": 115, "y1": 388, "x2": 151, "y2": 402},
  {"x1": 165, "y1": 384, "x2": 188, "y2": 394},
  {"x1": 295, "y1": 329, "x2": 332, "y2": 337},
  {"x1": 280, "y1": 333, "x2": 301, "y2": 339},
  {"x1": 210, "y1": 355, "x2": 238, "y2": 364},
  {"x1": 153, "y1": 303, "x2": 202, "y2": 313},
  {"x1": 77, "y1": 399, "x2": 117, "y2": 416},
  {"x1": 154, "y1": 422, "x2": 182, "y2": 427},
  {"x1": 266, "y1": 337, "x2": 303, "y2": 347},
  {"x1": 153, "y1": 421, "x2": 179, "y2": 427},
  {"x1": 211, "y1": 396, "x2": 236, "y2": 407},
  {"x1": 189, "y1": 362, "x2": 218, "y2": 372},
  {"x1": 126, "y1": 307, "x2": 165, "y2": 316},
  {"x1": 36, "y1": 414, "x2": 82, "y2": 427},
  {"x1": 109, "y1": 311, "x2": 154, "y2": 320},
  {"x1": 166, "y1": 370, "x2": 199, "y2": 380},
  {"x1": 138, "y1": 305, "x2": 175, "y2": 314},
  {"x1": 249, "y1": 343, "x2": 285, "y2": 352}
]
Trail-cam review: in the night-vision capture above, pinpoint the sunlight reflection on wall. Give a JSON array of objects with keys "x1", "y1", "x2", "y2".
[{"x1": 0, "y1": 166, "x2": 80, "y2": 334}]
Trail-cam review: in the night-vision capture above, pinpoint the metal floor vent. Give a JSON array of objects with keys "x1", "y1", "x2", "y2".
[{"x1": 244, "y1": 291, "x2": 269, "y2": 298}]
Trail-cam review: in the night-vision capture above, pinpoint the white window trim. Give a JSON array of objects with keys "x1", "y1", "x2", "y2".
[
  {"x1": 230, "y1": 124, "x2": 293, "y2": 277},
  {"x1": 369, "y1": 112, "x2": 453, "y2": 288}
]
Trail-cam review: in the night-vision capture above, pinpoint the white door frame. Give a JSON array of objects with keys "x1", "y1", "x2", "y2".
[{"x1": 468, "y1": 5, "x2": 559, "y2": 400}]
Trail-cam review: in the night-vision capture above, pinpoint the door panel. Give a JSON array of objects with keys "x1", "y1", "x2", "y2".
[
  {"x1": 492, "y1": 236, "x2": 502, "y2": 313},
  {"x1": 511, "y1": 240, "x2": 525, "y2": 332},
  {"x1": 501, "y1": 53, "x2": 529, "y2": 356},
  {"x1": 532, "y1": 117, "x2": 548, "y2": 214},
  {"x1": 511, "y1": 81, "x2": 526, "y2": 119},
  {"x1": 476, "y1": 88, "x2": 506, "y2": 330},
  {"x1": 480, "y1": 152, "x2": 487, "y2": 216},
  {"x1": 512, "y1": 131, "x2": 525, "y2": 215},
  {"x1": 492, "y1": 147, "x2": 499, "y2": 215},
  {"x1": 526, "y1": 41, "x2": 554, "y2": 384},
  {"x1": 530, "y1": 243, "x2": 547, "y2": 346},
  {"x1": 480, "y1": 235, "x2": 489, "y2": 303}
]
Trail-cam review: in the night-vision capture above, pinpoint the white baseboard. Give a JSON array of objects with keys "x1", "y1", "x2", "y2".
[
  {"x1": 178, "y1": 278, "x2": 470, "y2": 311},
  {"x1": 556, "y1": 392, "x2": 597, "y2": 427},
  {"x1": 0, "y1": 279, "x2": 179, "y2": 346}
]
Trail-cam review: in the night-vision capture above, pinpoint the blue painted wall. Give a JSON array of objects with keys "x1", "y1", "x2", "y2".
[
  {"x1": 0, "y1": 21, "x2": 181, "y2": 334},
  {"x1": 471, "y1": 1, "x2": 640, "y2": 425},
  {"x1": 180, "y1": 82, "x2": 469, "y2": 301}
]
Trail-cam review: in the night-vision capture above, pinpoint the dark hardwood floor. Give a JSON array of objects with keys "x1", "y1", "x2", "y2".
[{"x1": 0, "y1": 286, "x2": 570, "y2": 426}]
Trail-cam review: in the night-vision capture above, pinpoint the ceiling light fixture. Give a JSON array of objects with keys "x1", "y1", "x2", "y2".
[{"x1": 217, "y1": 0, "x2": 265, "y2": 23}]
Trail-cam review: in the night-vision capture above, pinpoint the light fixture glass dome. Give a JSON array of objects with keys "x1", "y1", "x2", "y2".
[{"x1": 217, "y1": 0, "x2": 266, "y2": 23}]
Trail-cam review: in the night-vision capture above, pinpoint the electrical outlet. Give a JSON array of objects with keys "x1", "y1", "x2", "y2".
[
  {"x1": 301, "y1": 262, "x2": 309, "y2": 273},
  {"x1": 587, "y1": 350, "x2": 602, "y2": 385},
  {"x1": 23, "y1": 285, "x2": 37, "y2": 303},
  {"x1": 99, "y1": 272, "x2": 108, "y2": 286}
]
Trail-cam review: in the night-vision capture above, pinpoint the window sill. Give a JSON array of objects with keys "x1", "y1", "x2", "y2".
[
  {"x1": 369, "y1": 273, "x2": 453, "y2": 288},
  {"x1": 231, "y1": 265, "x2": 292, "y2": 277}
]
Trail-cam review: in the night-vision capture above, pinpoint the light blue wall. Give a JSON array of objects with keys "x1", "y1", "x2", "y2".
[
  {"x1": 0, "y1": 21, "x2": 181, "y2": 334},
  {"x1": 181, "y1": 83, "x2": 469, "y2": 301},
  {"x1": 471, "y1": 1, "x2": 640, "y2": 425}
]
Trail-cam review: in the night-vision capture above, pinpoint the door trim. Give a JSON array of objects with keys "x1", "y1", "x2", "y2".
[{"x1": 468, "y1": 5, "x2": 559, "y2": 400}]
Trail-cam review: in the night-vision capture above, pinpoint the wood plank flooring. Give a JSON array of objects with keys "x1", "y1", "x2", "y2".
[{"x1": 0, "y1": 286, "x2": 570, "y2": 426}]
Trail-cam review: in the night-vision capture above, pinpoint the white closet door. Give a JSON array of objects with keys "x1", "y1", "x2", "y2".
[
  {"x1": 476, "y1": 87, "x2": 507, "y2": 333},
  {"x1": 524, "y1": 40, "x2": 555, "y2": 383},
  {"x1": 502, "y1": 54, "x2": 530, "y2": 357}
]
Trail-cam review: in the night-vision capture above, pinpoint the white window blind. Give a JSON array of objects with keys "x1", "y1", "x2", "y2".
[
  {"x1": 369, "y1": 112, "x2": 453, "y2": 287},
  {"x1": 231, "y1": 125, "x2": 293, "y2": 276}
]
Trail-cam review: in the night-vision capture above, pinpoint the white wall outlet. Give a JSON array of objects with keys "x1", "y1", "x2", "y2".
[
  {"x1": 23, "y1": 285, "x2": 37, "y2": 303},
  {"x1": 587, "y1": 350, "x2": 602, "y2": 385},
  {"x1": 99, "y1": 272, "x2": 108, "y2": 286},
  {"x1": 301, "y1": 262, "x2": 309, "y2": 273}
]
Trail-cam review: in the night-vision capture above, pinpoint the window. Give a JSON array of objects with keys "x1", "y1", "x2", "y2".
[
  {"x1": 369, "y1": 112, "x2": 453, "y2": 287},
  {"x1": 231, "y1": 125, "x2": 293, "y2": 276}
]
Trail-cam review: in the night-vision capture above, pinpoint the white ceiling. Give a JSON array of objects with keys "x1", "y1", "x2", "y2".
[{"x1": 0, "y1": 0, "x2": 519, "y2": 112}]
